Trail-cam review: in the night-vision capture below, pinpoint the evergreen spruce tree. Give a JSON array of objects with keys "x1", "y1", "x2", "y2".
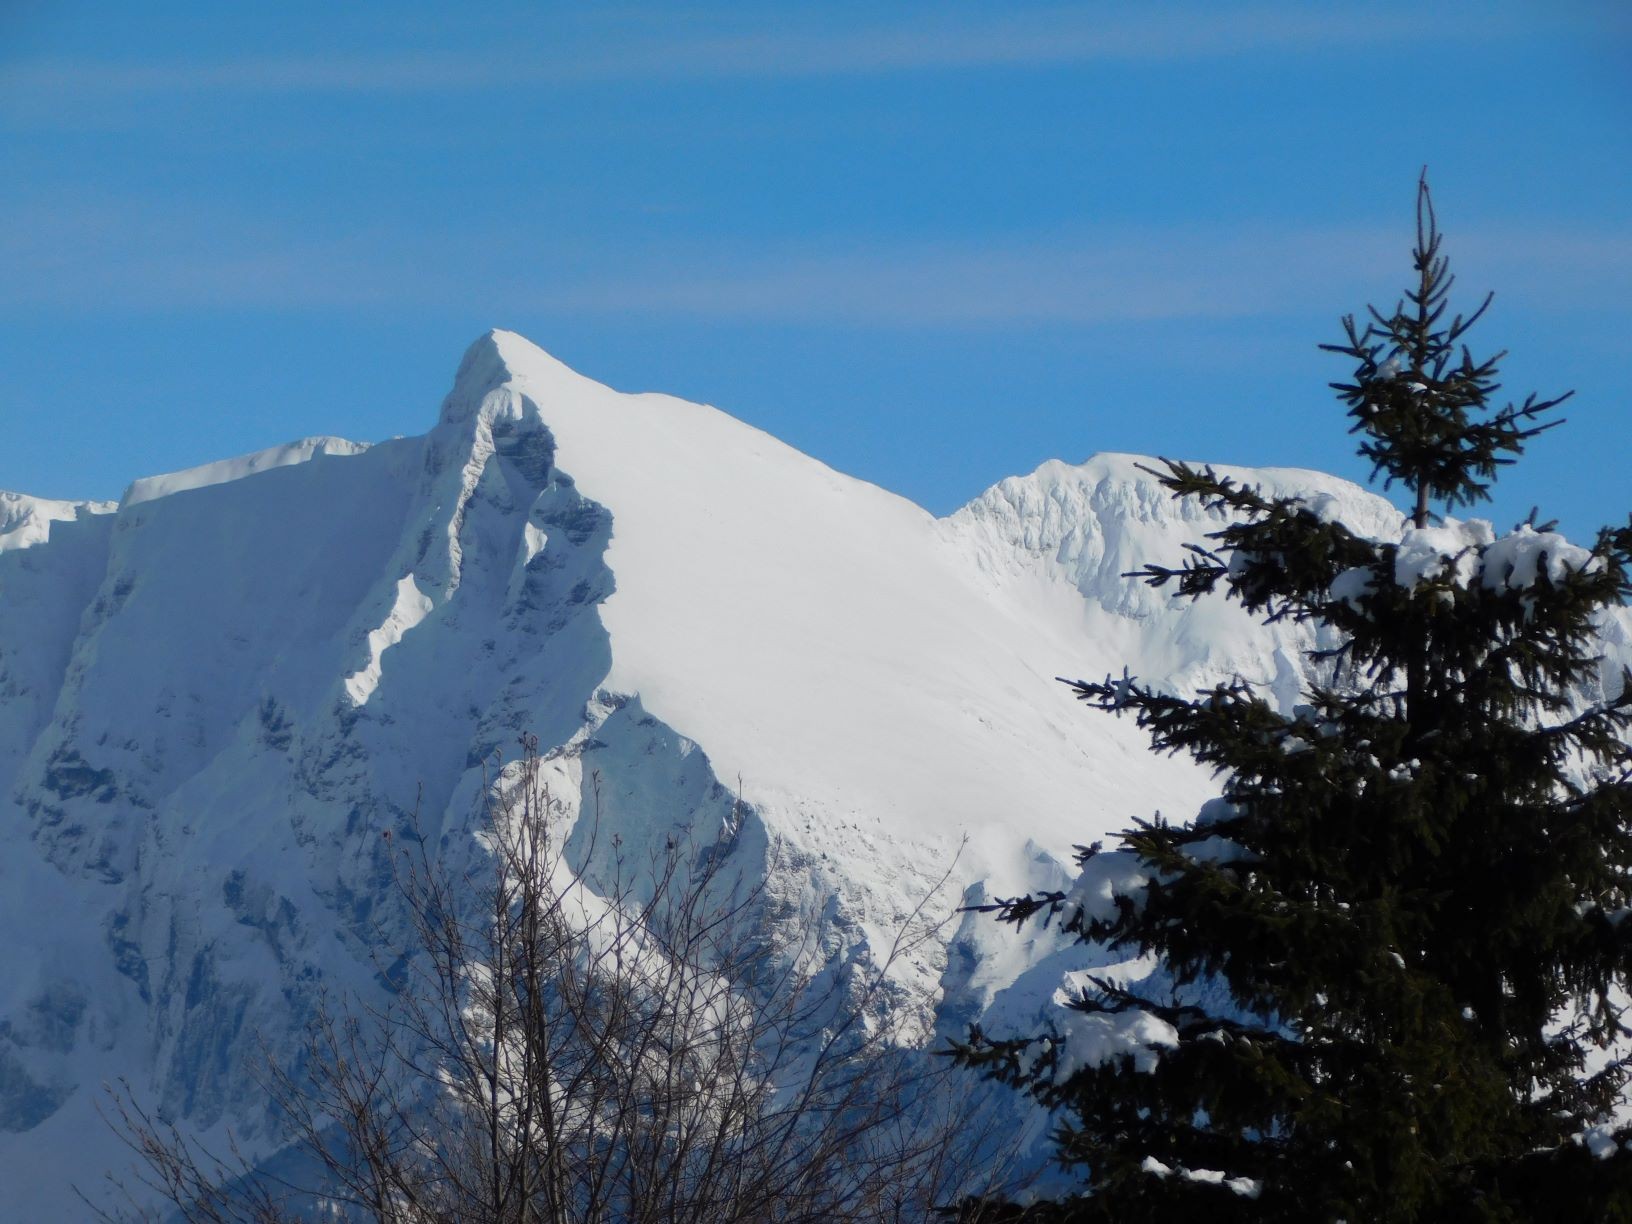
[{"x1": 951, "y1": 179, "x2": 1632, "y2": 1221}]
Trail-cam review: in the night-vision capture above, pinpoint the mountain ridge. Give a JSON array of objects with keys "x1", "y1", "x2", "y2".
[{"x1": 0, "y1": 330, "x2": 1468, "y2": 1215}]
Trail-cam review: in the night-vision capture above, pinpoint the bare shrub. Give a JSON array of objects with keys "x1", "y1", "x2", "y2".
[{"x1": 92, "y1": 736, "x2": 1014, "y2": 1222}]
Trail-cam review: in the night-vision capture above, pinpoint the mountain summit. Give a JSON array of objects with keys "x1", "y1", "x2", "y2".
[{"x1": 1, "y1": 331, "x2": 1405, "y2": 1214}]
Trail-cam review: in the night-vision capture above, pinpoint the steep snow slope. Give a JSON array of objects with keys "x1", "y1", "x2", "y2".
[
  {"x1": 121, "y1": 435, "x2": 370, "y2": 507},
  {"x1": 947, "y1": 455, "x2": 1404, "y2": 702},
  {"x1": 0, "y1": 489, "x2": 114, "y2": 552},
  {"x1": 0, "y1": 331, "x2": 1412, "y2": 1214}
]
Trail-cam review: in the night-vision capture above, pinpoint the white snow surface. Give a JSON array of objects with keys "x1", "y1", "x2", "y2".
[
  {"x1": 0, "y1": 490, "x2": 114, "y2": 552},
  {"x1": 1140, "y1": 1156, "x2": 1262, "y2": 1199},
  {"x1": 1054, "y1": 999, "x2": 1178, "y2": 1078},
  {"x1": 1390, "y1": 516, "x2": 1599, "y2": 594},
  {"x1": 120, "y1": 435, "x2": 370, "y2": 507},
  {"x1": 448, "y1": 334, "x2": 1240, "y2": 891},
  {"x1": 2, "y1": 329, "x2": 1624, "y2": 1216},
  {"x1": 344, "y1": 575, "x2": 434, "y2": 706}
]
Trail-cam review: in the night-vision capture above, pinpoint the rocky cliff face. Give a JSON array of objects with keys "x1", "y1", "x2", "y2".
[{"x1": 0, "y1": 330, "x2": 1516, "y2": 1214}]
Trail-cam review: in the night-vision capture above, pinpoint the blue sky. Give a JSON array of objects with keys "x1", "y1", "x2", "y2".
[{"x1": 2, "y1": 1, "x2": 1629, "y2": 534}]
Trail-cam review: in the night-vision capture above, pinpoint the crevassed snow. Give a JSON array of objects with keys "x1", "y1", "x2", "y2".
[{"x1": 947, "y1": 454, "x2": 1403, "y2": 708}]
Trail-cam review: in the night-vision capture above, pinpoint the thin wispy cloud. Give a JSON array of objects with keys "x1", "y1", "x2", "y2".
[
  {"x1": 530, "y1": 230, "x2": 1632, "y2": 327},
  {"x1": 3, "y1": 193, "x2": 1626, "y2": 327},
  {"x1": 529, "y1": 231, "x2": 1400, "y2": 327},
  {"x1": 0, "y1": 5, "x2": 1520, "y2": 101}
]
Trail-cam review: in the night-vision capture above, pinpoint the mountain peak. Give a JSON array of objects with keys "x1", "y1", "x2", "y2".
[
  {"x1": 0, "y1": 329, "x2": 1487, "y2": 1217},
  {"x1": 440, "y1": 329, "x2": 585, "y2": 426}
]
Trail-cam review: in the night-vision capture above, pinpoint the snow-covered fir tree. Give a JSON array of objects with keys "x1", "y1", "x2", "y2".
[{"x1": 951, "y1": 180, "x2": 1632, "y2": 1222}]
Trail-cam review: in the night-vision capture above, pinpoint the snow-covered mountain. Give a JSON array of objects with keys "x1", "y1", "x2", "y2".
[{"x1": 0, "y1": 330, "x2": 1419, "y2": 1214}]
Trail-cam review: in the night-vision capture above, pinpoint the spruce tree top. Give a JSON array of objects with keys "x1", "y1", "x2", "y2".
[
  {"x1": 1326, "y1": 177, "x2": 1567, "y2": 528},
  {"x1": 951, "y1": 180, "x2": 1632, "y2": 1223}
]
